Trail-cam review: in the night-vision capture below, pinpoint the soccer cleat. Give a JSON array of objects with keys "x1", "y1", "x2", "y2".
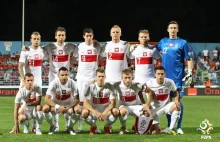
[
  {"x1": 109, "y1": 125, "x2": 113, "y2": 133},
  {"x1": 104, "y1": 127, "x2": 110, "y2": 134},
  {"x1": 69, "y1": 130, "x2": 76, "y2": 135},
  {"x1": 95, "y1": 128, "x2": 102, "y2": 134},
  {"x1": 167, "y1": 129, "x2": 177, "y2": 135},
  {"x1": 161, "y1": 127, "x2": 170, "y2": 133},
  {"x1": 119, "y1": 127, "x2": 126, "y2": 135},
  {"x1": 23, "y1": 122, "x2": 29, "y2": 134},
  {"x1": 158, "y1": 125, "x2": 162, "y2": 133},
  {"x1": 75, "y1": 128, "x2": 83, "y2": 133},
  {"x1": 32, "y1": 127, "x2": 36, "y2": 132},
  {"x1": 177, "y1": 128, "x2": 184, "y2": 135},
  {"x1": 48, "y1": 125, "x2": 54, "y2": 135},
  {"x1": 35, "y1": 128, "x2": 42, "y2": 135},
  {"x1": 89, "y1": 127, "x2": 96, "y2": 135}
]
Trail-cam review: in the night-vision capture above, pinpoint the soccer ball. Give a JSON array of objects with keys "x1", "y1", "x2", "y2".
[{"x1": 199, "y1": 119, "x2": 213, "y2": 134}]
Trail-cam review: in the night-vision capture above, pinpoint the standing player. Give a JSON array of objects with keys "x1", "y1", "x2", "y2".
[
  {"x1": 74, "y1": 28, "x2": 102, "y2": 133},
  {"x1": 100, "y1": 25, "x2": 130, "y2": 84},
  {"x1": 42, "y1": 67, "x2": 80, "y2": 135},
  {"x1": 82, "y1": 69, "x2": 119, "y2": 135},
  {"x1": 156, "y1": 21, "x2": 193, "y2": 134},
  {"x1": 129, "y1": 29, "x2": 161, "y2": 84},
  {"x1": 12, "y1": 73, "x2": 43, "y2": 135},
  {"x1": 146, "y1": 66, "x2": 181, "y2": 135},
  {"x1": 18, "y1": 31, "x2": 46, "y2": 132},
  {"x1": 113, "y1": 69, "x2": 150, "y2": 135}
]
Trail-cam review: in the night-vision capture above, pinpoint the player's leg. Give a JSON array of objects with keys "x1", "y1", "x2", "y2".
[
  {"x1": 49, "y1": 72, "x2": 60, "y2": 132},
  {"x1": 81, "y1": 109, "x2": 97, "y2": 135},
  {"x1": 164, "y1": 102, "x2": 181, "y2": 135},
  {"x1": 35, "y1": 105, "x2": 43, "y2": 135},
  {"x1": 118, "y1": 105, "x2": 129, "y2": 135},
  {"x1": 42, "y1": 104, "x2": 54, "y2": 135},
  {"x1": 177, "y1": 86, "x2": 185, "y2": 134},
  {"x1": 18, "y1": 110, "x2": 32, "y2": 134},
  {"x1": 104, "y1": 108, "x2": 119, "y2": 134},
  {"x1": 66, "y1": 106, "x2": 82, "y2": 135}
]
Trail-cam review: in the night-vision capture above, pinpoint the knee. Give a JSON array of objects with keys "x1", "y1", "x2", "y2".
[
  {"x1": 42, "y1": 105, "x2": 50, "y2": 113},
  {"x1": 36, "y1": 105, "x2": 43, "y2": 111},
  {"x1": 18, "y1": 114, "x2": 27, "y2": 123},
  {"x1": 119, "y1": 107, "x2": 128, "y2": 117},
  {"x1": 81, "y1": 109, "x2": 89, "y2": 119},
  {"x1": 112, "y1": 108, "x2": 119, "y2": 117}
]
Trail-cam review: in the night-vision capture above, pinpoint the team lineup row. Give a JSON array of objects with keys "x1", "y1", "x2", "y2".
[{"x1": 12, "y1": 21, "x2": 193, "y2": 135}]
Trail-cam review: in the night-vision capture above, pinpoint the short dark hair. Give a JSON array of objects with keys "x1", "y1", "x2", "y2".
[
  {"x1": 155, "y1": 66, "x2": 166, "y2": 72},
  {"x1": 122, "y1": 68, "x2": 132, "y2": 75},
  {"x1": 59, "y1": 67, "x2": 68, "y2": 73},
  {"x1": 83, "y1": 28, "x2": 94, "y2": 35},
  {"x1": 55, "y1": 27, "x2": 66, "y2": 35},
  {"x1": 24, "y1": 73, "x2": 34, "y2": 79},
  {"x1": 96, "y1": 68, "x2": 105, "y2": 75},
  {"x1": 168, "y1": 21, "x2": 179, "y2": 28}
]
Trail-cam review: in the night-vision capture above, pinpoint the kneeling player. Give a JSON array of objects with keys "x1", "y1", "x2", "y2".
[
  {"x1": 146, "y1": 66, "x2": 181, "y2": 135},
  {"x1": 12, "y1": 73, "x2": 43, "y2": 135},
  {"x1": 114, "y1": 69, "x2": 152, "y2": 135},
  {"x1": 42, "y1": 67, "x2": 81, "y2": 135},
  {"x1": 82, "y1": 69, "x2": 119, "y2": 135}
]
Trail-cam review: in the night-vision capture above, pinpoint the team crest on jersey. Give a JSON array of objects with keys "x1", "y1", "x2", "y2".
[
  {"x1": 143, "y1": 52, "x2": 147, "y2": 56},
  {"x1": 125, "y1": 91, "x2": 130, "y2": 96},
  {"x1": 58, "y1": 50, "x2": 63, "y2": 55},
  {"x1": 87, "y1": 50, "x2": 92, "y2": 54},
  {"x1": 169, "y1": 42, "x2": 174, "y2": 47},
  {"x1": 159, "y1": 89, "x2": 163, "y2": 93},
  {"x1": 114, "y1": 48, "x2": 119, "y2": 52},
  {"x1": 165, "y1": 88, "x2": 169, "y2": 93},
  {"x1": 62, "y1": 90, "x2": 66, "y2": 94}
]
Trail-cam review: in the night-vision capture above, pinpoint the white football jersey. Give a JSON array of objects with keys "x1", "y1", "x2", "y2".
[
  {"x1": 15, "y1": 85, "x2": 42, "y2": 110},
  {"x1": 43, "y1": 42, "x2": 77, "y2": 82},
  {"x1": 130, "y1": 45, "x2": 161, "y2": 84},
  {"x1": 46, "y1": 78, "x2": 78, "y2": 106},
  {"x1": 76, "y1": 42, "x2": 101, "y2": 81},
  {"x1": 19, "y1": 46, "x2": 46, "y2": 87},
  {"x1": 114, "y1": 81, "x2": 143, "y2": 107},
  {"x1": 101, "y1": 40, "x2": 129, "y2": 82},
  {"x1": 146, "y1": 78, "x2": 176, "y2": 109},
  {"x1": 85, "y1": 82, "x2": 115, "y2": 112}
]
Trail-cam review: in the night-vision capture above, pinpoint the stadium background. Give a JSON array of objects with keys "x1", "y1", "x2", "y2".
[{"x1": 0, "y1": 41, "x2": 220, "y2": 96}]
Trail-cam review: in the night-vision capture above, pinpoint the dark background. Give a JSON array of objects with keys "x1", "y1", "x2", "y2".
[{"x1": 1, "y1": 0, "x2": 220, "y2": 43}]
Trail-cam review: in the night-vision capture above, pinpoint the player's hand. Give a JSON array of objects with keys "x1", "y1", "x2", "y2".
[
  {"x1": 174, "y1": 101, "x2": 181, "y2": 110},
  {"x1": 12, "y1": 125, "x2": 20, "y2": 134},
  {"x1": 22, "y1": 45, "x2": 30, "y2": 51},
  {"x1": 182, "y1": 69, "x2": 192, "y2": 86},
  {"x1": 94, "y1": 112, "x2": 102, "y2": 120},
  {"x1": 93, "y1": 39, "x2": 100, "y2": 48},
  {"x1": 100, "y1": 112, "x2": 107, "y2": 121}
]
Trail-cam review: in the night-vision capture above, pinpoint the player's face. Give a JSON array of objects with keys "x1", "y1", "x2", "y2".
[
  {"x1": 155, "y1": 70, "x2": 165, "y2": 84},
  {"x1": 55, "y1": 31, "x2": 66, "y2": 43},
  {"x1": 58, "y1": 70, "x2": 68, "y2": 85},
  {"x1": 122, "y1": 73, "x2": 132, "y2": 87},
  {"x1": 30, "y1": 34, "x2": 41, "y2": 47},
  {"x1": 110, "y1": 28, "x2": 121, "y2": 40},
  {"x1": 138, "y1": 33, "x2": 150, "y2": 45},
  {"x1": 24, "y1": 76, "x2": 34, "y2": 89},
  {"x1": 83, "y1": 32, "x2": 93, "y2": 44},
  {"x1": 167, "y1": 24, "x2": 179, "y2": 38},
  {"x1": 96, "y1": 72, "x2": 105, "y2": 86}
]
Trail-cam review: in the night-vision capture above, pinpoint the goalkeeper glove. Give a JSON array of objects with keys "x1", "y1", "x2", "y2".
[{"x1": 182, "y1": 69, "x2": 192, "y2": 86}]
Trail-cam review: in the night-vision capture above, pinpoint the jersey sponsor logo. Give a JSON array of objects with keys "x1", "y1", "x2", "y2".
[
  {"x1": 81, "y1": 55, "x2": 97, "y2": 62},
  {"x1": 136, "y1": 57, "x2": 152, "y2": 64},
  {"x1": 87, "y1": 50, "x2": 92, "y2": 54},
  {"x1": 92, "y1": 97, "x2": 109, "y2": 104},
  {"x1": 114, "y1": 48, "x2": 119, "y2": 52},
  {"x1": 52, "y1": 55, "x2": 68, "y2": 62},
  {"x1": 107, "y1": 52, "x2": 124, "y2": 60},
  {"x1": 28, "y1": 59, "x2": 42, "y2": 67}
]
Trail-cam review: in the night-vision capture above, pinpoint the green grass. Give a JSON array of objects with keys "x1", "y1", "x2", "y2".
[{"x1": 0, "y1": 96, "x2": 220, "y2": 142}]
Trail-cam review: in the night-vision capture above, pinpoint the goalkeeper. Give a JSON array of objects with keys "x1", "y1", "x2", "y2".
[{"x1": 155, "y1": 21, "x2": 193, "y2": 135}]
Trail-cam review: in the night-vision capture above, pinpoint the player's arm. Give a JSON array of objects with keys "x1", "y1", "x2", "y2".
[
  {"x1": 26, "y1": 96, "x2": 41, "y2": 106},
  {"x1": 101, "y1": 98, "x2": 116, "y2": 120},
  {"x1": 143, "y1": 88, "x2": 154, "y2": 109},
  {"x1": 18, "y1": 62, "x2": 25, "y2": 81},
  {"x1": 45, "y1": 95, "x2": 67, "y2": 113},
  {"x1": 13, "y1": 103, "x2": 20, "y2": 134},
  {"x1": 67, "y1": 95, "x2": 79, "y2": 109}
]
